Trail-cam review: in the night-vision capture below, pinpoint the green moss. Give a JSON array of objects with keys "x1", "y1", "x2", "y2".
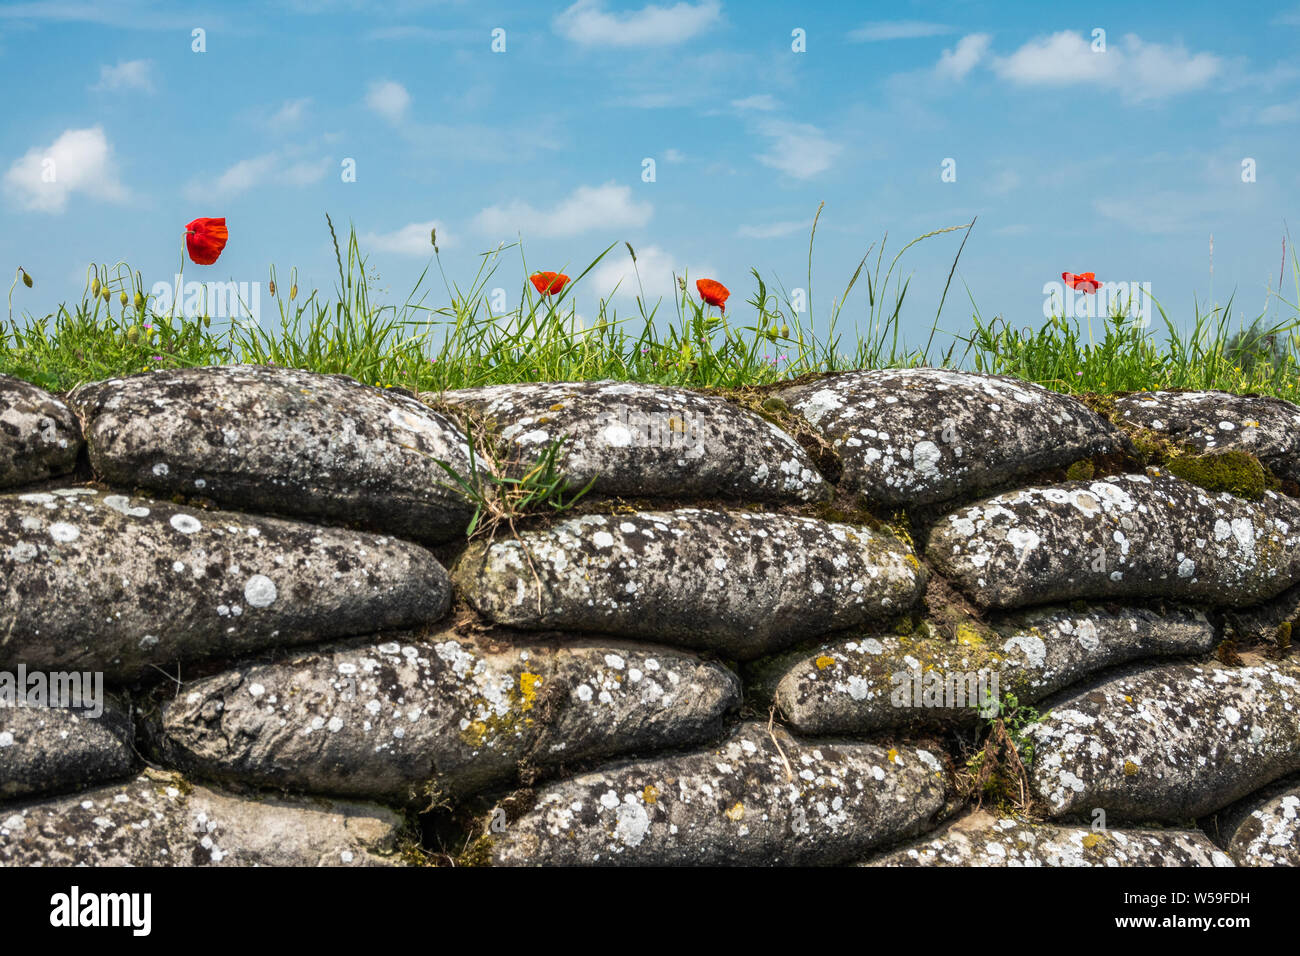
[
  {"x1": 1164, "y1": 449, "x2": 1269, "y2": 500},
  {"x1": 1064, "y1": 459, "x2": 1095, "y2": 481},
  {"x1": 456, "y1": 834, "x2": 495, "y2": 867}
]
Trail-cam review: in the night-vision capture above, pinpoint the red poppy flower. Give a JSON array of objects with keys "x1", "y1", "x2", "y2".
[
  {"x1": 530, "y1": 271, "x2": 569, "y2": 296},
  {"x1": 696, "y1": 278, "x2": 730, "y2": 313},
  {"x1": 1062, "y1": 271, "x2": 1101, "y2": 293},
  {"x1": 186, "y1": 218, "x2": 229, "y2": 266}
]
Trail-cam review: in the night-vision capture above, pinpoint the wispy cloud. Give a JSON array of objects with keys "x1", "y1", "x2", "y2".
[
  {"x1": 555, "y1": 0, "x2": 722, "y2": 48},
  {"x1": 731, "y1": 94, "x2": 779, "y2": 111},
  {"x1": 3, "y1": 125, "x2": 127, "y2": 213},
  {"x1": 186, "y1": 151, "x2": 330, "y2": 199},
  {"x1": 934, "y1": 34, "x2": 990, "y2": 81},
  {"x1": 849, "y1": 20, "x2": 952, "y2": 42},
  {"x1": 590, "y1": 244, "x2": 700, "y2": 302},
  {"x1": 473, "y1": 182, "x2": 652, "y2": 239},
  {"x1": 754, "y1": 120, "x2": 841, "y2": 179},
  {"x1": 992, "y1": 31, "x2": 1222, "y2": 102},
  {"x1": 268, "y1": 98, "x2": 311, "y2": 128},
  {"x1": 90, "y1": 58, "x2": 154, "y2": 93},
  {"x1": 361, "y1": 220, "x2": 449, "y2": 256}
]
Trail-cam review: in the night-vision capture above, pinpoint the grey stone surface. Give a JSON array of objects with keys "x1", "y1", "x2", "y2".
[
  {"x1": 0, "y1": 374, "x2": 81, "y2": 489},
  {"x1": 866, "y1": 809, "x2": 1232, "y2": 866},
  {"x1": 0, "y1": 770, "x2": 404, "y2": 865},
  {"x1": 0, "y1": 487, "x2": 450, "y2": 681},
  {"x1": 777, "y1": 368, "x2": 1121, "y2": 507},
  {"x1": 761, "y1": 605, "x2": 1216, "y2": 735},
  {"x1": 927, "y1": 474, "x2": 1300, "y2": 609},
  {"x1": 430, "y1": 380, "x2": 829, "y2": 504},
  {"x1": 454, "y1": 508, "x2": 926, "y2": 659},
  {"x1": 485, "y1": 721, "x2": 947, "y2": 865},
  {"x1": 69, "y1": 365, "x2": 477, "y2": 543},
  {"x1": 1113, "y1": 389, "x2": 1300, "y2": 482},
  {"x1": 149, "y1": 631, "x2": 740, "y2": 802},
  {"x1": 1210, "y1": 777, "x2": 1300, "y2": 866},
  {"x1": 1028, "y1": 660, "x2": 1300, "y2": 820},
  {"x1": 0, "y1": 700, "x2": 137, "y2": 802},
  {"x1": 1224, "y1": 581, "x2": 1300, "y2": 646}
]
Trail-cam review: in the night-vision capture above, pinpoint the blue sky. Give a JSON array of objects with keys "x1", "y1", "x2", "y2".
[{"x1": 2, "y1": 0, "x2": 1299, "y2": 349}]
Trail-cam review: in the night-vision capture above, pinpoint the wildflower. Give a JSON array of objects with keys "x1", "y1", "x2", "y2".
[
  {"x1": 185, "y1": 217, "x2": 229, "y2": 265},
  {"x1": 696, "y1": 278, "x2": 729, "y2": 313},
  {"x1": 152, "y1": 355, "x2": 163, "y2": 362},
  {"x1": 530, "y1": 271, "x2": 569, "y2": 296},
  {"x1": 1062, "y1": 272, "x2": 1101, "y2": 293}
]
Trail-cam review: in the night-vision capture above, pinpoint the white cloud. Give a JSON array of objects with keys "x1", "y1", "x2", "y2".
[
  {"x1": 731, "y1": 94, "x2": 779, "y2": 111},
  {"x1": 736, "y1": 220, "x2": 807, "y2": 239},
  {"x1": 187, "y1": 151, "x2": 329, "y2": 199},
  {"x1": 992, "y1": 31, "x2": 1222, "y2": 102},
  {"x1": 1254, "y1": 102, "x2": 1300, "y2": 124},
  {"x1": 849, "y1": 20, "x2": 952, "y2": 42},
  {"x1": 91, "y1": 58, "x2": 154, "y2": 92},
  {"x1": 361, "y1": 220, "x2": 450, "y2": 256},
  {"x1": 366, "y1": 80, "x2": 411, "y2": 123},
  {"x1": 935, "y1": 34, "x2": 990, "y2": 81},
  {"x1": 663, "y1": 148, "x2": 685, "y2": 163},
  {"x1": 269, "y1": 98, "x2": 311, "y2": 128},
  {"x1": 754, "y1": 120, "x2": 841, "y2": 179},
  {"x1": 590, "y1": 244, "x2": 695, "y2": 303},
  {"x1": 3, "y1": 126, "x2": 127, "y2": 213},
  {"x1": 473, "y1": 182, "x2": 652, "y2": 239},
  {"x1": 555, "y1": 0, "x2": 722, "y2": 48}
]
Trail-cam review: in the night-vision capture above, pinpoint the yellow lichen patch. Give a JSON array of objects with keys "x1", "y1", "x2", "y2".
[
  {"x1": 642, "y1": 784, "x2": 659, "y2": 805},
  {"x1": 814, "y1": 655, "x2": 836, "y2": 671},
  {"x1": 955, "y1": 623, "x2": 985, "y2": 647},
  {"x1": 519, "y1": 672, "x2": 543, "y2": 710},
  {"x1": 886, "y1": 748, "x2": 899, "y2": 764},
  {"x1": 549, "y1": 403, "x2": 565, "y2": 411},
  {"x1": 905, "y1": 553, "x2": 920, "y2": 570},
  {"x1": 1123, "y1": 760, "x2": 1139, "y2": 777},
  {"x1": 667, "y1": 416, "x2": 686, "y2": 434},
  {"x1": 724, "y1": 802, "x2": 745, "y2": 821},
  {"x1": 1081, "y1": 833, "x2": 1105, "y2": 849}
]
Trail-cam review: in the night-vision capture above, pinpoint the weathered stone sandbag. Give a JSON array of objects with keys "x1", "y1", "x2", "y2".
[
  {"x1": 1113, "y1": 389, "x2": 1300, "y2": 483},
  {"x1": 0, "y1": 770, "x2": 403, "y2": 866},
  {"x1": 927, "y1": 474, "x2": 1300, "y2": 609},
  {"x1": 482, "y1": 721, "x2": 947, "y2": 865},
  {"x1": 430, "y1": 380, "x2": 829, "y2": 504},
  {"x1": 1224, "y1": 581, "x2": 1300, "y2": 646},
  {"x1": 0, "y1": 699, "x2": 136, "y2": 802},
  {"x1": 68, "y1": 365, "x2": 477, "y2": 543},
  {"x1": 0, "y1": 487, "x2": 450, "y2": 681},
  {"x1": 865, "y1": 809, "x2": 1232, "y2": 866},
  {"x1": 0, "y1": 374, "x2": 81, "y2": 489},
  {"x1": 453, "y1": 508, "x2": 926, "y2": 659},
  {"x1": 776, "y1": 368, "x2": 1121, "y2": 508},
  {"x1": 758, "y1": 604, "x2": 1215, "y2": 735},
  {"x1": 149, "y1": 632, "x2": 740, "y2": 802},
  {"x1": 1207, "y1": 777, "x2": 1300, "y2": 866},
  {"x1": 1027, "y1": 660, "x2": 1300, "y2": 820}
]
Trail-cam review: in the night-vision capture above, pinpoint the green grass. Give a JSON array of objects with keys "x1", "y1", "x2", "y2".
[{"x1": 5, "y1": 213, "x2": 1300, "y2": 402}]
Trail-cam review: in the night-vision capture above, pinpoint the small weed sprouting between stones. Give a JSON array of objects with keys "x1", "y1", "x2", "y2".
[{"x1": 957, "y1": 692, "x2": 1045, "y2": 814}]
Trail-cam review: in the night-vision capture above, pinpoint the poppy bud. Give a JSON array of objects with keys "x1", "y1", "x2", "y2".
[
  {"x1": 135, "y1": 292, "x2": 145, "y2": 310},
  {"x1": 269, "y1": 280, "x2": 277, "y2": 296},
  {"x1": 92, "y1": 277, "x2": 101, "y2": 297},
  {"x1": 20, "y1": 268, "x2": 33, "y2": 288},
  {"x1": 290, "y1": 284, "x2": 298, "y2": 300},
  {"x1": 102, "y1": 288, "x2": 112, "y2": 303},
  {"x1": 126, "y1": 325, "x2": 140, "y2": 343},
  {"x1": 120, "y1": 291, "x2": 129, "y2": 307},
  {"x1": 780, "y1": 325, "x2": 789, "y2": 337}
]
